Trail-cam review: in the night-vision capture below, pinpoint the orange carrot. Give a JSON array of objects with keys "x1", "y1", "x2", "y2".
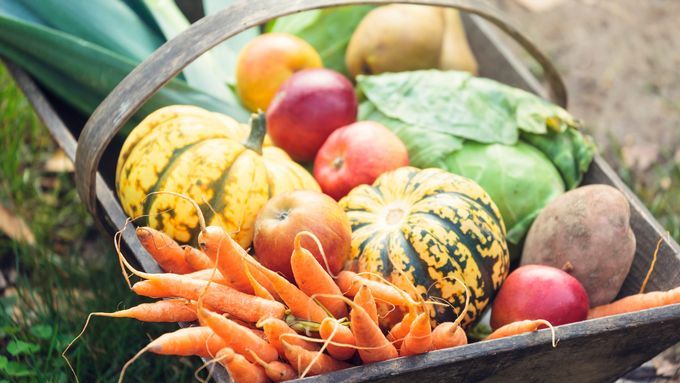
[
  {"x1": 98, "y1": 299, "x2": 198, "y2": 322},
  {"x1": 337, "y1": 271, "x2": 413, "y2": 308},
  {"x1": 243, "y1": 257, "x2": 275, "y2": 301},
  {"x1": 183, "y1": 268, "x2": 232, "y2": 287},
  {"x1": 319, "y1": 317, "x2": 356, "y2": 361},
  {"x1": 588, "y1": 286, "x2": 680, "y2": 319},
  {"x1": 431, "y1": 322, "x2": 467, "y2": 350},
  {"x1": 353, "y1": 284, "x2": 378, "y2": 325},
  {"x1": 131, "y1": 274, "x2": 285, "y2": 322},
  {"x1": 386, "y1": 315, "x2": 412, "y2": 349},
  {"x1": 486, "y1": 319, "x2": 556, "y2": 347},
  {"x1": 184, "y1": 246, "x2": 214, "y2": 270},
  {"x1": 431, "y1": 276, "x2": 470, "y2": 350},
  {"x1": 216, "y1": 348, "x2": 270, "y2": 383},
  {"x1": 248, "y1": 350, "x2": 298, "y2": 382},
  {"x1": 346, "y1": 296, "x2": 398, "y2": 363},
  {"x1": 244, "y1": 255, "x2": 329, "y2": 323},
  {"x1": 399, "y1": 312, "x2": 432, "y2": 356},
  {"x1": 62, "y1": 299, "x2": 201, "y2": 381},
  {"x1": 282, "y1": 340, "x2": 351, "y2": 377},
  {"x1": 197, "y1": 308, "x2": 279, "y2": 363},
  {"x1": 117, "y1": 326, "x2": 227, "y2": 383},
  {"x1": 258, "y1": 317, "x2": 319, "y2": 355},
  {"x1": 136, "y1": 226, "x2": 193, "y2": 274},
  {"x1": 291, "y1": 232, "x2": 347, "y2": 319},
  {"x1": 198, "y1": 225, "x2": 275, "y2": 295}
]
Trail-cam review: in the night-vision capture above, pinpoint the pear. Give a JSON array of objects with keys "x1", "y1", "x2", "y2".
[{"x1": 345, "y1": 4, "x2": 477, "y2": 77}]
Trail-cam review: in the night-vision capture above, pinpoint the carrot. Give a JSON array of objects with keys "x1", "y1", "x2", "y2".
[
  {"x1": 248, "y1": 350, "x2": 298, "y2": 382},
  {"x1": 131, "y1": 274, "x2": 285, "y2": 322},
  {"x1": 318, "y1": 317, "x2": 356, "y2": 360},
  {"x1": 337, "y1": 271, "x2": 413, "y2": 308},
  {"x1": 431, "y1": 276, "x2": 470, "y2": 350},
  {"x1": 216, "y1": 348, "x2": 271, "y2": 383},
  {"x1": 117, "y1": 326, "x2": 228, "y2": 383},
  {"x1": 282, "y1": 340, "x2": 351, "y2": 377},
  {"x1": 243, "y1": 257, "x2": 275, "y2": 301},
  {"x1": 346, "y1": 295, "x2": 399, "y2": 363},
  {"x1": 62, "y1": 299, "x2": 200, "y2": 382},
  {"x1": 486, "y1": 319, "x2": 557, "y2": 347},
  {"x1": 257, "y1": 317, "x2": 319, "y2": 355},
  {"x1": 184, "y1": 246, "x2": 215, "y2": 270},
  {"x1": 432, "y1": 322, "x2": 467, "y2": 350},
  {"x1": 183, "y1": 268, "x2": 232, "y2": 287},
  {"x1": 244, "y1": 255, "x2": 329, "y2": 323},
  {"x1": 353, "y1": 284, "x2": 378, "y2": 325},
  {"x1": 588, "y1": 286, "x2": 680, "y2": 319},
  {"x1": 291, "y1": 231, "x2": 348, "y2": 319},
  {"x1": 199, "y1": 225, "x2": 275, "y2": 295},
  {"x1": 136, "y1": 226, "x2": 193, "y2": 274},
  {"x1": 197, "y1": 307, "x2": 279, "y2": 363},
  {"x1": 399, "y1": 312, "x2": 433, "y2": 356},
  {"x1": 386, "y1": 311, "x2": 415, "y2": 349}
]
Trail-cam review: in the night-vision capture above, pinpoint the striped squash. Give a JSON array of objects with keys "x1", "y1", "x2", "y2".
[
  {"x1": 339, "y1": 167, "x2": 509, "y2": 326},
  {"x1": 116, "y1": 105, "x2": 319, "y2": 247}
]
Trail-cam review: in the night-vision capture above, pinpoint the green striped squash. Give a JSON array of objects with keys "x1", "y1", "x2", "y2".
[
  {"x1": 116, "y1": 106, "x2": 319, "y2": 248},
  {"x1": 339, "y1": 167, "x2": 509, "y2": 326}
]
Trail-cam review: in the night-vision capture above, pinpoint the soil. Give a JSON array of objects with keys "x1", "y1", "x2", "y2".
[{"x1": 492, "y1": 0, "x2": 680, "y2": 158}]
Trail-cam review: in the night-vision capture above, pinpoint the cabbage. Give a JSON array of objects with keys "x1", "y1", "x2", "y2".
[{"x1": 444, "y1": 142, "x2": 565, "y2": 245}]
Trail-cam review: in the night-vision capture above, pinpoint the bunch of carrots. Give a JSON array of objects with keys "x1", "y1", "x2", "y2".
[{"x1": 62, "y1": 195, "x2": 680, "y2": 383}]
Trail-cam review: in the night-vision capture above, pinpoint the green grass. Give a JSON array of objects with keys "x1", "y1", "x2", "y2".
[{"x1": 0, "y1": 64, "x2": 200, "y2": 382}]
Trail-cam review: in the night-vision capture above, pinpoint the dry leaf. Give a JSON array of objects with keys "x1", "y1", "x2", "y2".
[
  {"x1": 0, "y1": 204, "x2": 36, "y2": 245},
  {"x1": 514, "y1": 0, "x2": 567, "y2": 12},
  {"x1": 621, "y1": 143, "x2": 659, "y2": 173},
  {"x1": 44, "y1": 149, "x2": 74, "y2": 173}
]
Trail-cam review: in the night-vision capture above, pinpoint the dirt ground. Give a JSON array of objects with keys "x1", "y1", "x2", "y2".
[
  {"x1": 493, "y1": 0, "x2": 680, "y2": 163},
  {"x1": 492, "y1": 1, "x2": 680, "y2": 381}
]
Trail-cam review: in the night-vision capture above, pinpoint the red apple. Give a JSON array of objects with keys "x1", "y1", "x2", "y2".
[
  {"x1": 266, "y1": 68, "x2": 357, "y2": 162},
  {"x1": 253, "y1": 190, "x2": 352, "y2": 281},
  {"x1": 491, "y1": 265, "x2": 589, "y2": 329},
  {"x1": 314, "y1": 121, "x2": 409, "y2": 200}
]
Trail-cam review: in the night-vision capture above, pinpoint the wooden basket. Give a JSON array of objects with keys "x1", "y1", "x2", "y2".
[{"x1": 6, "y1": 1, "x2": 680, "y2": 381}]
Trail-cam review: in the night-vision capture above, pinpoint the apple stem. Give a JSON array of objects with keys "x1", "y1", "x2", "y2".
[{"x1": 244, "y1": 111, "x2": 266, "y2": 154}]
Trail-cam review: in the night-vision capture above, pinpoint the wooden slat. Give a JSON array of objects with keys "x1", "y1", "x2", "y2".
[{"x1": 290, "y1": 304, "x2": 680, "y2": 382}]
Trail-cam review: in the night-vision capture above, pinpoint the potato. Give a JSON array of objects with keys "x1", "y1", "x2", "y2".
[{"x1": 521, "y1": 184, "x2": 636, "y2": 306}]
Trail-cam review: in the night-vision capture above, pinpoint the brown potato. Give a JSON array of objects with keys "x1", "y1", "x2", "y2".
[{"x1": 521, "y1": 184, "x2": 636, "y2": 306}]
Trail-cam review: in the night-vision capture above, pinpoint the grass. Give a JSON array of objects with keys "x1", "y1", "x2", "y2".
[
  {"x1": 0, "y1": 64, "x2": 199, "y2": 382},
  {"x1": 0, "y1": 59, "x2": 678, "y2": 383}
]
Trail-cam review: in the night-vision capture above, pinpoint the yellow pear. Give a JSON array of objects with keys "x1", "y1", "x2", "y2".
[{"x1": 346, "y1": 5, "x2": 477, "y2": 77}]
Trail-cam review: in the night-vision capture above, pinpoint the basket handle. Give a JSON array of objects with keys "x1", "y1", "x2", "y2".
[{"x1": 75, "y1": 0, "x2": 567, "y2": 215}]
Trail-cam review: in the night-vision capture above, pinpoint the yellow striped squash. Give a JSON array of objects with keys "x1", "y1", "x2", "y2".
[
  {"x1": 116, "y1": 106, "x2": 319, "y2": 247},
  {"x1": 339, "y1": 167, "x2": 509, "y2": 326}
]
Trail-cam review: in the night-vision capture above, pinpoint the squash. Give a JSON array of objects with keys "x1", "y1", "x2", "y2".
[
  {"x1": 339, "y1": 167, "x2": 509, "y2": 326},
  {"x1": 116, "y1": 106, "x2": 319, "y2": 247}
]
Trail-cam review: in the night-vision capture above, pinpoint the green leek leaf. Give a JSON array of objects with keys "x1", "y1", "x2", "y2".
[{"x1": 0, "y1": 11, "x2": 249, "y2": 127}]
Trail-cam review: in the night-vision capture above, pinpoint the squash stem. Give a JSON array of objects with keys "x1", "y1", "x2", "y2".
[{"x1": 243, "y1": 111, "x2": 266, "y2": 154}]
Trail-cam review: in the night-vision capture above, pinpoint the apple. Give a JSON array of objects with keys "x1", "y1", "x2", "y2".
[
  {"x1": 314, "y1": 121, "x2": 409, "y2": 200},
  {"x1": 236, "y1": 33, "x2": 322, "y2": 112},
  {"x1": 266, "y1": 68, "x2": 358, "y2": 162},
  {"x1": 253, "y1": 190, "x2": 352, "y2": 281},
  {"x1": 491, "y1": 265, "x2": 589, "y2": 329}
]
